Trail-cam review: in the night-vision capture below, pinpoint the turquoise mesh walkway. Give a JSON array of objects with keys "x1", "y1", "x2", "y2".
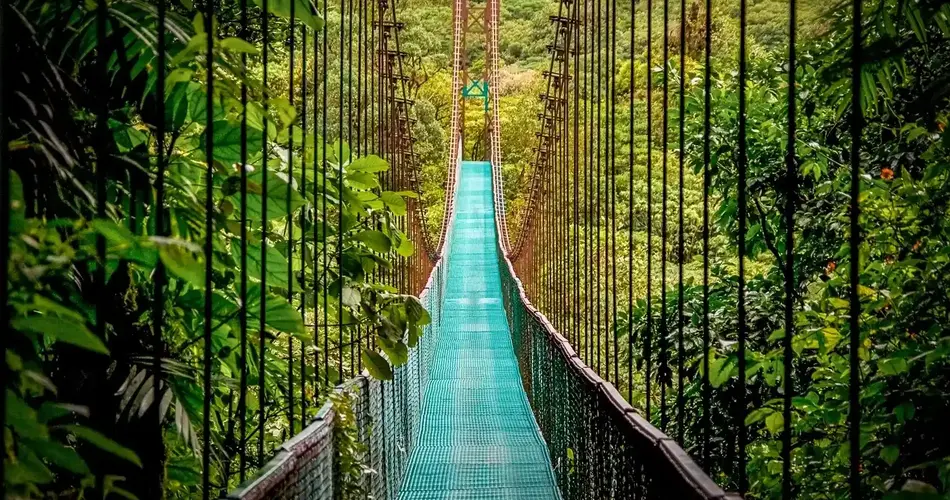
[{"x1": 398, "y1": 161, "x2": 560, "y2": 500}]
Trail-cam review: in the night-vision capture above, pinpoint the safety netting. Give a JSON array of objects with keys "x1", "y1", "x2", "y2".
[
  {"x1": 224, "y1": 217, "x2": 448, "y2": 500},
  {"x1": 494, "y1": 180, "x2": 739, "y2": 498}
]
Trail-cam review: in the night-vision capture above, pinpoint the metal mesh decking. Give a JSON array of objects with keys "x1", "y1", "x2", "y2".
[{"x1": 398, "y1": 161, "x2": 561, "y2": 500}]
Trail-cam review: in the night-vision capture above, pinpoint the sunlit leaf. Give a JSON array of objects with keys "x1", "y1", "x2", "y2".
[{"x1": 362, "y1": 348, "x2": 393, "y2": 380}]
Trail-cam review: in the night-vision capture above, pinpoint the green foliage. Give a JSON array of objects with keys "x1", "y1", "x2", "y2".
[
  {"x1": 330, "y1": 389, "x2": 371, "y2": 498},
  {"x1": 617, "y1": 0, "x2": 950, "y2": 496},
  {"x1": 5, "y1": 0, "x2": 426, "y2": 497}
]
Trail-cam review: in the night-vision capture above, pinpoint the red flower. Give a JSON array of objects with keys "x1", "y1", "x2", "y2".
[
  {"x1": 825, "y1": 260, "x2": 837, "y2": 275},
  {"x1": 881, "y1": 168, "x2": 895, "y2": 180}
]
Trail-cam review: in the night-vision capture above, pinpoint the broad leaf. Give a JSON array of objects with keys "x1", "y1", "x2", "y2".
[
  {"x1": 60, "y1": 425, "x2": 142, "y2": 468},
  {"x1": 356, "y1": 230, "x2": 391, "y2": 254},
  {"x1": 362, "y1": 349, "x2": 393, "y2": 380},
  {"x1": 240, "y1": 241, "x2": 291, "y2": 289},
  {"x1": 12, "y1": 316, "x2": 108, "y2": 355}
]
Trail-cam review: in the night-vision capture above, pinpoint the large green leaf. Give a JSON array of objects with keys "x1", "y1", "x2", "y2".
[
  {"x1": 395, "y1": 232, "x2": 415, "y2": 257},
  {"x1": 90, "y1": 219, "x2": 158, "y2": 267},
  {"x1": 22, "y1": 438, "x2": 90, "y2": 475},
  {"x1": 12, "y1": 315, "x2": 108, "y2": 355},
  {"x1": 239, "y1": 241, "x2": 290, "y2": 289},
  {"x1": 380, "y1": 191, "x2": 407, "y2": 216},
  {"x1": 347, "y1": 155, "x2": 389, "y2": 173},
  {"x1": 406, "y1": 296, "x2": 431, "y2": 326},
  {"x1": 361, "y1": 348, "x2": 393, "y2": 380},
  {"x1": 356, "y1": 230, "x2": 391, "y2": 254},
  {"x1": 235, "y1": 170, "x2": 307, "y2": 222},
  {"x1": 158, "y1": 240, "x2": 206, "y2": 289},
  {"x1": 6, "y1": 390, "x2": 47, "y2": 440},
  {"x1": 245, "y1": 284, "x2": 306, "y2": 335},
  {"x1": 200, "y1": 120, "x2": 264, "y2": 164},
  {"x1": 60, "y1": 426, "x2": 142, "y2": 468},
  {"x1": 379, "y1": 339, "x2": 409, "y2": 366}
]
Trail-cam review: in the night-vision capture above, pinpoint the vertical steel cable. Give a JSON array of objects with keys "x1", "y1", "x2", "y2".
[
  {"x1": 783, "y1": 0, "x2": 797, "y2": 494},
  {"x1": 152, "y1": 0, "x2": 168, "y2": 493},
  {"x1": 660, "y1": 0, "x2": 669, "y2": 432},
  {"x1": 563, "y1": 12, "x2": 570, "y2": 336},
  {"x1": 573, "y1": 0, "x2": 580, "y2": 349},
  {"x1": 312, "y1": 24, "x2": 321, "y2": 401},
  {"x1": 238, "y1": 0, "x2": 250, "y2": 480},
  {"x1": 645, "y1": 0, "x2": 654, "y2": 421},
  {"x1": 201, "y1": 0, "x2": 215, "y2": 494},
  {"x1": 94, "y1": 0, "x2": 108, "y2": 492},
  {"x1": 94, "y1": 1, "x2": 109, "y2": 493},
  {"x1": 300, "y1": 21, "x2": 308, "y2": 424},
  {"x1": 584, "y1": 0, "x2": 593, "y2": 365},
  {"x1": 738, "y1": 0, "x2": 749, "y2": 488},
  {"x1": 287, "y1": 3, "x2": 296, "y2": 435},
  {"x1": 355, "y1": 0, "x2": 364, "y2": 372},
  {"x1": 258, "y1": 0, "x2": 270, "y2": 464},
  {"x1": 848, "y1": 0, "x2": 863, "y2": 494},
  {"x1": 701, "y1": 0, "x2": 712, "y2": 471},
  {"x1": 595, "y1": 0, "x2": 602, "y2": 374},
  {"x1": 347, "y1": 0, "x2": 356, "y2": 377},
  {"x1": 0, "y1": 0, "x2": 6, "y2": 488},
  {"x1": 676, "y1": 0, "x2": 686, "y2": 443},
  {"x1": 627, "y1": 0, "x2": 636, "y2": 404},
  {"x1": 610, "y1": 0, "x2": 618, "y2": 387},
  {"x1": 321, "y1": 0, "x2": 329, "y2": 387},
  {"x1": 338, "y1": 0, "x2": 346, "y2": 383}
]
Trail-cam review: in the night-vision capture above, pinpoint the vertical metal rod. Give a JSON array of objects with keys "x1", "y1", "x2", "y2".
[
  {"x1": 238, "y1": 0, "x2": 250, "y2": 480},
  {"x1": 300, "y1": 22, "x2": 308, "y2": 424},
  {"x1": 660, "y1": 0, "x2": 669, "y2": 432},
  {"x1": 258, "y1": 0, "x2": 270, "y2": 465},
  {"x1": 338, "y1": 0, "x2": 346, "y2": 383},
  {"x1": 95, "y1": 0, "x2": 109, "y2": 493},
  {"x1": 583, "y1": 0, "x2": 591, "y2": 364},
  {"x1": 321, "y1": 0, "x2": 329, "y2": 388},
  {"x1": 783, "y1": 0, "x2": 797, "y2": 494},
  {"x1": 701, "y1": 0, "x2": 712, "y2": 471},
  {"x1": 201, "y1": 0, "x2": 215, "y2": 495},
  {"x1": 152, "y1": 0, "x2": 168, "y2": 492},
  {"x1": 0, "y1": 0, "x2": 5, "y2": 488},
  {"x1": 627, "y1": 0, "x2": 636, "y2": 405},
  {"x1": 355, "y1": 0, "x2": 365, "y2": 370},
  {"x1": 645, "y1": 0, "x2": 654, "y2": 423},
  {"x1": 676, "y1": 0, "x2": 686, "y2": 443},
  {"x1": 287, "y1": 2, "x2": 296, "y2": 435},
  {"x1": 610, "y1": 0, "x2": 618, "y2": 387},
  {"x1": 573, "y1": 0, "x2": 580, "y2": 352},
  {"x1": 738, "y1": 0, "x2": 749, "y2": 487},
  {"x1": 848, "y1": 0, "x2": 863, "y2": 494},
  {"x1": 312, "y1": 25, "x2": 322, "y2": 401},
  {"x1": 595, "y1": 0, "x2": 602, "y2": 374},
  {"x1": 0, "y1": 0, "x2": 6, "y2": 488},
  {"x1": 0, "y1": 0, "x2": 11, "y2": 492},
  {"x1": 347, "y1": 0, "x2": 355, "y2": 378}
]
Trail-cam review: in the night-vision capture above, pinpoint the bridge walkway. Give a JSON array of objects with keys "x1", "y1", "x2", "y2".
[{"x1": 397, "y1": 161, "x2": 560, "y2": 500}]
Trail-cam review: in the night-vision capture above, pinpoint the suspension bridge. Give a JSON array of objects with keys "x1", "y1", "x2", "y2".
[
  {"x1": 220, "y1": 0, "x2": 740, "y2": 496},
  {"x1": 2, "y1": 0, "x2": 884, "y2": 493}
]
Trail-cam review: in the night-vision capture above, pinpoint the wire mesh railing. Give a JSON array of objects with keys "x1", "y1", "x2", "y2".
[
  {"x1": 497, "y1": 195, "x2": 736, "y2": 500},
  {"x1": 225, "y1": 255, "x2": 447, "y2": 499}
]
